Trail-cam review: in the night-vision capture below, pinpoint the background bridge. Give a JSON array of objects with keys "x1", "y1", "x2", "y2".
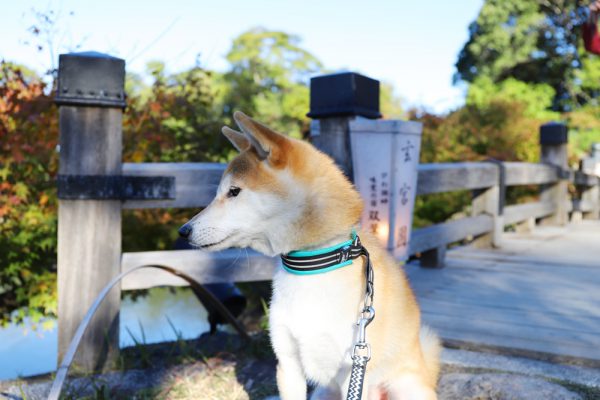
[{"x1": 409, "y1": 220, "x2": 600, "y2": 365}]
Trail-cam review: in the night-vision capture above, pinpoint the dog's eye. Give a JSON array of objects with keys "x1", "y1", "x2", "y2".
[{"x1": 227, "y1": 186, "x2": 241, "y2": 198}]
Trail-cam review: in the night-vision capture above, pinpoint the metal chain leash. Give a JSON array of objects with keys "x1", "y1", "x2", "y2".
[{"x1": 346, "y1": 246, "x2": 375, "y2": 400}]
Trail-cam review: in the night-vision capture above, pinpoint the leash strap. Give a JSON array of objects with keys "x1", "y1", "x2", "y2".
[
  {"x1": 347, "y1": 353, "x2": 369, "y2": 400},
  {"x1": 346, "y1": 245, "x2": 375, "y2": 400}
]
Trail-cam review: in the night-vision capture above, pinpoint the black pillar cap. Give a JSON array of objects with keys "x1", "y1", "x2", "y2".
[
  {"x1": 55, "y1": 51, "x2": 126, "y2": 108},
  {"x1": 307, "y1": 72, "x2": 381, "y2": 119},
  {"x1": 540, "y1": 122, "x2": 568, "y2": 145}
]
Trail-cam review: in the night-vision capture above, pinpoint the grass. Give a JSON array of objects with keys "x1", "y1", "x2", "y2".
[
  {"x1": 148, "y1": 359, "x2": 276, "y2": 400},
  {"x1": 50, "y1": 330, "x2": 276, "y2": 399}
]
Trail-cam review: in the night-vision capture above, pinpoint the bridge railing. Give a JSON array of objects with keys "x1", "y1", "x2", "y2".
[{"x1": 120, "y1": 159, "x2": 600, "y2": 279}]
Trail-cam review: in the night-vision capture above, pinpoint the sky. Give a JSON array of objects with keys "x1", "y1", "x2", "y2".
[{"x1": 0, "y1": 0, "x2": 483, "y2": 113}]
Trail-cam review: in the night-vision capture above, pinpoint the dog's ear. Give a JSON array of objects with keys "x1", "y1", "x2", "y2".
[
  {"x1": 233, "y1": 111, "x2": 288, "y2": 165},
  {"x1": 221, "y1": 126, "x2": 250, "y2": 152}
]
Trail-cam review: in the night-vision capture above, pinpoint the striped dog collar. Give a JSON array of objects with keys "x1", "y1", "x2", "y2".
[{"x1": 280, "y1": 230, "x2": 365, "y2": 275}]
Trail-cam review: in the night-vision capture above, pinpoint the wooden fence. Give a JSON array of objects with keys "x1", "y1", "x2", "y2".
[{"x1": 54, "y1": 52, "x2": 600, "y2": 371}]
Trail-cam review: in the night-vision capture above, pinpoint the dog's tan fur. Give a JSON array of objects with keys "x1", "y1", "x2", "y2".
[{"x1": 183, "y1": 112, "x2": 440, "y2": 399}]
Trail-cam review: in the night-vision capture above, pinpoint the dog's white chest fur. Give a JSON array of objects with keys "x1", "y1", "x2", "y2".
[{"x1": 269, "y1": 265, "x2": 364, "y2": 384}]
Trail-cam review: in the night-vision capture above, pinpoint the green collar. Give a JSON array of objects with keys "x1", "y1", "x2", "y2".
[{"x1": 280, "y1": 230, "x2": 363, "y2": 275}]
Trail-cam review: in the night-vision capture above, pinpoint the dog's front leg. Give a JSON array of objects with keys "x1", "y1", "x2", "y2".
[
  {"x1": 276, "y1": 356, "x2": 307, "y2": 400},
  {"x1": 271, "y1": 324, "x2": 307, "y2": 400}
]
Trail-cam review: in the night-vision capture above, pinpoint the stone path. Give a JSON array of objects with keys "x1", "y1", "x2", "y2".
[{"x1": 2, "y1": 346, "x2": 599, "y2": 399}]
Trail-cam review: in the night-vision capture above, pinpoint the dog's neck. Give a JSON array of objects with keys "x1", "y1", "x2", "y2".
[{"x1": 287, "y1": 228, "x2": 356, "y2": 254}]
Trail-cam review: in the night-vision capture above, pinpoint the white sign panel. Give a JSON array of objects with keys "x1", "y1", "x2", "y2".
[{"x1": 350, "y1": 118, "x2": 422, "y2": 261}]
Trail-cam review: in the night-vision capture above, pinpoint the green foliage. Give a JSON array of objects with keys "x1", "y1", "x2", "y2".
[
  {"x1": 456, "y1": 0, "x2": 543, "y2": 83},
  {"x1": 0, "y1": 62, "x2": 58, "y2": 327},
  {"x1": 455, "y1": 0, "x2": 593, "y2": 111},
  {"x1": 413, "y1": 192, "x2": 471, "y2": 228},
  {"x1": 577, "y1": 52, "x2": 600, "y2": 98},
  {"x1": 124, "y1": 61, "x2": 228, "y2": 163},
  {"x1": 466, "y1": 76, "x2": 559, "y2": 120},
  {"x1": 418, "y1": 100, "x2": 543, "y2": 164},
  {"x1": 122, "y1": 209, "x2": 189, "y2": 253},
  {"x1": 565, "y1": 105, "x2": 600, "y2": 161}
]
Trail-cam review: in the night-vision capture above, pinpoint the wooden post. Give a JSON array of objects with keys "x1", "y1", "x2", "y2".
[
  {"x1": 539, "y1": 123, "x2": 569, "y2": 226},
  {"x1": 308, "y1": 72, "x2": 382, "y2": 180},
  {"x1": 471, "y1": 162, "x2": 502, "y2": 248},
  {"x1": 580, "y1": 144, "x2": 600, "y2": 220},
  {"x1": 471, "y1": 186, "x2": 501, "y2": 247},
  {"x1": 420, "y1": 246, "x2": 447, "y2": 268},
  {"x1": 55, "y1": 52, "x2": 126, "y2": 371},
  {"x1": 310, "y1": 118, "x2": 354, "y2": 178},
  {"x1": 582, "y1": 184, "x2": 600, "y2": 220}
]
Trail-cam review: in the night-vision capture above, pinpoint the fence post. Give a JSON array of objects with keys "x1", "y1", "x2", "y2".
[
  {"x1": 308, "y1": 72, "x2": 381, "y2": 180},
  {"x1": 420, "y1": 246, "x2": 447, "y2": 268},
  {"x1": 582, "y1": 183, "x2": 600, "y2": 220},
  {"x1": 539, "y1": 122, "x2": 569, "y2": 226},
  {"x1": 471, "y1": 162, "x2": 503, "y2": 248},
  {"x1": 55, "y1": 52, "x2": 125, "y2": 371},
  {"x1": 581, "y1": 143, "x2": 600, "y2": 220}
]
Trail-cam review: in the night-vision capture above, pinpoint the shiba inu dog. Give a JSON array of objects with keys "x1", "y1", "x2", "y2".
[{"x1": 179, "y1": 111, "x2": 440, "y2": 399}]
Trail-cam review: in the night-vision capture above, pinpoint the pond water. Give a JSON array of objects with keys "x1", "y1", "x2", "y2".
[{"x1": 0, "y1": 287, "x2": 210, "y2": 381}]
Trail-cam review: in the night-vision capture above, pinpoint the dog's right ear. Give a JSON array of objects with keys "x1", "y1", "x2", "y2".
[
  {"x1": 221, "y1": 126, "x2": 250, "y2": 152},
  {"x1": 233, "y1": 111, "x2": 290, "y2": 165}
]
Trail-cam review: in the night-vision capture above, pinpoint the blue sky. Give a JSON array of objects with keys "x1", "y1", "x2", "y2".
[{"x1": 1, "y1": 0, "x2": 482, "y2": 113}]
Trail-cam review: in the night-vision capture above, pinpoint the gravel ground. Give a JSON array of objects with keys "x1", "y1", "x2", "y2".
[{"x1": 1, "y1": 332, "x2": 599, "y2": 400}]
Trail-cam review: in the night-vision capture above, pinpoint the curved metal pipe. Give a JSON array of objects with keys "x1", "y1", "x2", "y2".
[{"x1": 48, "y1": 264, "x2": 250, "y2": 400}]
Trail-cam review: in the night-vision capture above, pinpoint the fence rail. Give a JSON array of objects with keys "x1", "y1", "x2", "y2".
[
  {"x1": 119, "y1": 160, "x2": 600, "y2": 287},
  {"x1": 504, "y1": 162, "x2": 560, "y2": 185},
  {"x1": 416, "y1": 162, "x2": 498, "y2": 195}
]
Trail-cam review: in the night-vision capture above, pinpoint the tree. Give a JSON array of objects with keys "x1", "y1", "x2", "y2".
[
  {"x1": 466, "y1": 76, "x2": 559, "y2": 120},
  {"x1": 222, "y1": 28, "x2": 323, "y2": 138},
  {"x1": 123, "y1": 60, "x2": 229, "y2": 163},
  {"x1": 455, "y1": 0, "x2": 594, "y2": 111}
]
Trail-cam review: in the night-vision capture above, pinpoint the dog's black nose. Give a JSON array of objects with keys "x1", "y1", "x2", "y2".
[{"x1": 178, "y1": 224, "x2": 192, "y2": 239}]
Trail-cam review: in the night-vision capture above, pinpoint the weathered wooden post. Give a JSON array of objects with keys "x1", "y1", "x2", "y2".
[
  {"x1": 539, "y1": 122, "x2": 569, "y2": 226},
  {"x1": 55, "y1": 52, "x2": 126, "y2": 371}
]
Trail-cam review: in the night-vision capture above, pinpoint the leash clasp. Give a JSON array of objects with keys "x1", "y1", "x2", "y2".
[{"x1": 355, "y1": 306, "x2": 375, "y2": 346}]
